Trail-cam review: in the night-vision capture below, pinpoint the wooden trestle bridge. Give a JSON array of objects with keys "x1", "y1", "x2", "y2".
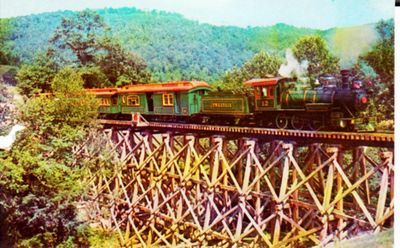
[{"x1": 83, "y1": 120, "x2": 394, "y2": 247}]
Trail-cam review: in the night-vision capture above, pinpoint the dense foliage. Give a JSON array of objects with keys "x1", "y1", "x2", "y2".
[
  {"x1": 49, "y1": 10, "x2": 151, "y2": 87},
  {"x1": 0, "y1": 6, "x2": 395, "y2": 247},
  {"x1": 95, "y1": 38, "x2": 151, "y2": 86},
  {"x1": 15, "y1": 52, "x2": 58, "y2": 96},
  {"x1": 216, "y1": 51, "x2": 282, "y2": 92},
  {"x1": 0, "y1": 19, "x2": 19, "y2": 64},
  {"x1": 3, "y1": 7, "x2": 377, "y2": 82},
  {"x1": 0, "y1": 68, "x2": 114, "y2": 246},
  {"x1": 359, "y1": 19, "x2": 394, "y2": 120},
  {"x1": 15, "y1": 10, "x2": 151, "y2": 96},
  {"x1": 50, "y1": 11, "x2": 110, "y2": 66},
  {"x1": 292, "y1": 35, "x2": 340, "y2": 82}
]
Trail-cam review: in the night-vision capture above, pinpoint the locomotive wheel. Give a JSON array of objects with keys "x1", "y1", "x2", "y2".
[
  {"x1": 291, "y1": 115, "x2": 305, "y2": 130},
  {"x1": 275, "y1": 114, "x2": 288, "y2": 129}
]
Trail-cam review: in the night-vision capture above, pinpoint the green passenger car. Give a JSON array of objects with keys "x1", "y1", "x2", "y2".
[
  {"x1": 118, "y1": 81, "x2": 210, "y2": 117},
  {"x1": 89, "y1": 81, "x2": 211, "y2": 119},
  {"x1": 119, "y1": 93, "x2": 147, "y2": 114}
]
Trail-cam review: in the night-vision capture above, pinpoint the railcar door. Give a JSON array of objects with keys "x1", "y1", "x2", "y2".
[
  {"x1": 111, "y1": 95, "x2": 120, "y2": 113},
  {"x1": 175, "y1": 92, "x2": 181, "y2": 114},
  {"x1": 190, "y1": 90, "x2": 204, "y2": 114},
  {"x1": 146, "y1": 93, "x2": 154, "y2": 113}
]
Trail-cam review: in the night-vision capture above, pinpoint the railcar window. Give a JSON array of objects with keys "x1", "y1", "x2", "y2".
[
  {"x1": 127, "y1": 95, "x2": 140, "y2": 106},
  {"x1": 268, "y1": 87, "x2": 274, "y2": 98},
  {"x1": 262, "y1": 87, "x2": 267, "y2": 97},
  {"x1": 162, "y1": 93, "x2": 174, "y2": 106},
  {"x1": 99, "y1": 98, "x2": 111, "y2": 106},
  {"x1": 111, "y1": 97, "x2": 118, "y2": 105}
]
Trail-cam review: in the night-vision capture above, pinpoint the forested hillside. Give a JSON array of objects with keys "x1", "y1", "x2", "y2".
[
  {"x1": 0, "y1": 6, "x2": 394, "y2": 247},
  {"x1": 5, "y1": 7, "x2": 377, "y2": 82}
]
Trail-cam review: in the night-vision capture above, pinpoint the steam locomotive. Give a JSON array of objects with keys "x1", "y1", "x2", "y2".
[{"x1": 89, "y1": 70, "x2": 375, "y2": 131}]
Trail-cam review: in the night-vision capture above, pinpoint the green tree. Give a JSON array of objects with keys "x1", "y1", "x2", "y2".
[
  {"x1": 79, "y1": 65, "x2": 110, "y2": 88},
  {"x1": 292, "y1": 35, "x2": 339, "y2": 81},
  {"x1": 16, "y1": 52, "x2": 58, "y2": 96},
  {"x1": 0, "y1": 68, "x2": 112, "y2": 246},
  {"x1": 0, "y1": 19, "x2": 19, "y2": 64},
  {"x1": 359, "y1": 19, "x2": 394, "y2": 119},
  {"x1": 217, "y1": 51, "x2": 282, "y2": 92},
  {"x1": 49, "y1": 10, "x2": 109, "y2": 66},
  {"x1": 48, "y1": 10, "x2": 151, "y2": 87},
  {"x1": 96, "y1": 39, "x2": 152, "y2": 86}
]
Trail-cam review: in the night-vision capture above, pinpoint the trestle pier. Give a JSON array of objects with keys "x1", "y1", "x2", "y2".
[{"x1": 84, "y1": 123, "x2": 394, "y2": 247}]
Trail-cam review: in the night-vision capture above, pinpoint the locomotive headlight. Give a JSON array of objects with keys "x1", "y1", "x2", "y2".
[{"x1": 360, "y1": 96, "x2": 368, "y2": 104}]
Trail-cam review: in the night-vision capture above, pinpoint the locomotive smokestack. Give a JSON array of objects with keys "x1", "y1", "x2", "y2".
[{"x1": 340, "y1": 69, "x2": 351, "y2": 89}]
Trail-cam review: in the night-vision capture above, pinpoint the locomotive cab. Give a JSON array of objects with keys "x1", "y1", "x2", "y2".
[{"x1": 243, "y1": 77, "x2": 285, "y2": 111}]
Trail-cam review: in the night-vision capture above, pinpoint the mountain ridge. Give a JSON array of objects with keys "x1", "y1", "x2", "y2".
[{"x1": 4, "y1": 7, "x2": 379, "y2": 82}]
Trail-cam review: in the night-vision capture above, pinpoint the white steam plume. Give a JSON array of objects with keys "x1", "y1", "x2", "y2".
[{"x1": 278, "y1": 49, "x2": 309, "y2": 79}]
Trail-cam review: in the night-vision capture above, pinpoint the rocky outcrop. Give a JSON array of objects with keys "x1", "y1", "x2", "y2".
[{"x1": 0, "y1": 81, "x2": 18, "y2": 135}]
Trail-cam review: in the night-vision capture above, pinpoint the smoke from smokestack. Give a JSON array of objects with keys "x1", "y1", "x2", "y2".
[{"x1": 278, "y1": 49, "x2": 309, "y2": 79}]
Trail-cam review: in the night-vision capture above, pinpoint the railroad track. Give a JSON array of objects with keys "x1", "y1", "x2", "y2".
[{"x1": 98, "y1": 119, "x2": 394, "y2": 148}]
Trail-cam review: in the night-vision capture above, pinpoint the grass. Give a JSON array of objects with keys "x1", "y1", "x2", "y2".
[{"x1": 324, "y1": 228, "x2": 393, "y2": 248}]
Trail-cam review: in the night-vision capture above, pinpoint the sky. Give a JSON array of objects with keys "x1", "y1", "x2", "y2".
[{"x1": 0, "y1": 0, "x2": 394, "y2": 29}]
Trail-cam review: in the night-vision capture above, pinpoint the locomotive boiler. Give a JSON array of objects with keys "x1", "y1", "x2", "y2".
[
  {"x1": 203, "y1": 70, "x2": 373, "y2": 131},
  {"x1": 265, "y1": 74, "x2": 372, "y2": 130}
]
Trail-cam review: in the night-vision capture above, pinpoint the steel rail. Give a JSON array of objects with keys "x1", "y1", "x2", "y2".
[{"x1": 98, "y1": 119, "x2": 394, "y2": 148}]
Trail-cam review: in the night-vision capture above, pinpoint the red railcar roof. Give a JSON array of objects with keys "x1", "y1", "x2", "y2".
[
  {"x1": 243, "y1": 77, "x2": 285, "y2": 87},
  {"x1": 86, "y1": 88, "x2": 119, "y2": 96},
  {"x1": 118, "y1": 81, "x2": 210, "y2": 93},
  {"x1": 84, "y1": 81, "x2": 210, "y2": 95}
]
